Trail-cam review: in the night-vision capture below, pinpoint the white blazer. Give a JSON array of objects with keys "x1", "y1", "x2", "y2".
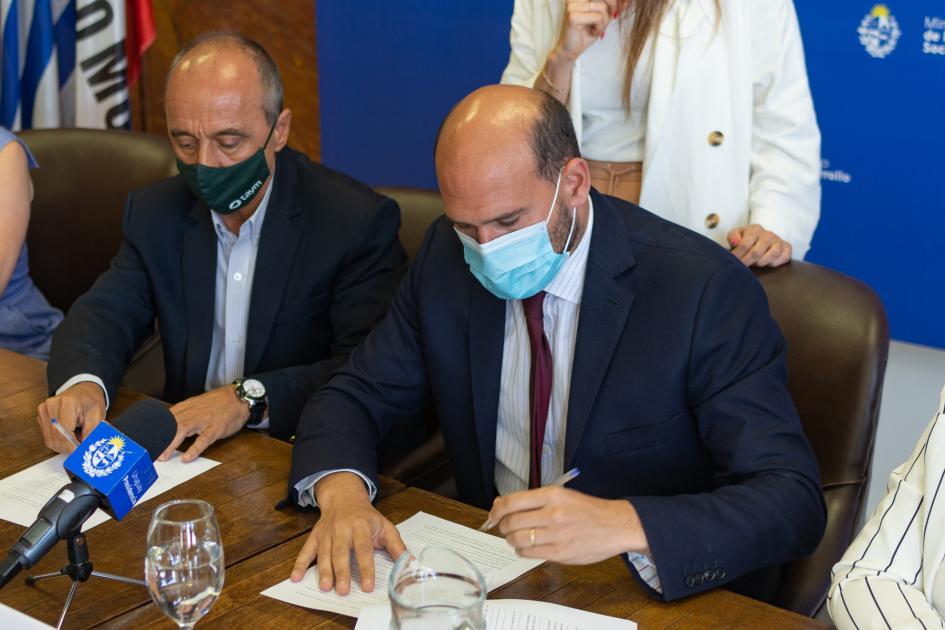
[
  {"x1": 828, "y1": 385, "x2": 945, "y2": 629},
  {"x1": 500, "y1": 0, "x2": 821, "y2": 258}
]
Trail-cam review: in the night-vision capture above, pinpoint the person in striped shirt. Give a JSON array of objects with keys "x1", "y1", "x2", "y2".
[{"x1": 829, "y1": 384, "x2": 945, "y2": 629}]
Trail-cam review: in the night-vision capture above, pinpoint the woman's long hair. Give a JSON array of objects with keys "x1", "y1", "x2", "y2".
[{"x1": 620, "y1": 0, "x2": 720, "y2": 110}]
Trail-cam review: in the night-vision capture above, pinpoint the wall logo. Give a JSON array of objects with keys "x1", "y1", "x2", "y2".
[
  {"x1": 859, "y1": 5, "x2": 901, "y2": 59},
  {"x1": 82, "y1": 436, "x2": 127, "y2": 478}
]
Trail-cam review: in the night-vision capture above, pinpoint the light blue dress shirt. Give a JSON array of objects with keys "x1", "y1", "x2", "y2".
[{"x1": 59, "y1": 171, "x2": 275, "y2": 429}]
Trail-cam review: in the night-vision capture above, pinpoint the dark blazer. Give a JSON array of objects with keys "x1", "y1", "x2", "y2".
[
  {"x1": 48, "y1": 147, "x2": 407, "y2": 440},
  {"x1": 289, "y1": 190, "x2": 825, "y2": 601}
]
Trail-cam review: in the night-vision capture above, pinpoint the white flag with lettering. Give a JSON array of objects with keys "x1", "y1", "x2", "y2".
[
  {"x1": 1, "y1": 0, "x2": 152, "y2": 130},
  {"x1": 74, "y1": 0, "x2": 129, "y2": 128}
]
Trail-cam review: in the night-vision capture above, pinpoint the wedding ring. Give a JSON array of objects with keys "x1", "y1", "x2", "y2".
[{"x1": 529, "y1": 528, "x2": 536, "y2": 547}]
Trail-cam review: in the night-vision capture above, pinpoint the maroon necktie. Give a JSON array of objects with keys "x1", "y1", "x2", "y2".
[{"x1": 522, "y1": 291, "x2": 552, "y2": 489}]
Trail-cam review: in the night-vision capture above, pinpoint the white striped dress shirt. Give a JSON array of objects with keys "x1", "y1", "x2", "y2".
[
  {"x1": 828, "y1": 384, "x2": 945, "y2": 629},
  {"x1": 493, "y1": 202, "x2": 592, "y2": 493}
]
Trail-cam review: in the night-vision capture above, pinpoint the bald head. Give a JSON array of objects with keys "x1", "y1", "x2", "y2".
[
  {"x1": 435, "y1": 85, "x2": 580, "y2": 185},
  {"x1": 166, "y1": 33, "x2": 283, "y2": 125}
]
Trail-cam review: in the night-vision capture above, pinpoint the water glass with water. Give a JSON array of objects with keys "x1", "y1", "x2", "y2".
[
  {"x1": 145, "y1": 499, "x2": 225, "y2": 629},
  {"x1": 388, "y1": 546, "x2": 486, "y2": 630}
]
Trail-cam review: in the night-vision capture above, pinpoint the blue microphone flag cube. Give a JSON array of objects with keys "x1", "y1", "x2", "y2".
[{"x1": 63, "y1": 422, "x2": 158, "y2": 520}]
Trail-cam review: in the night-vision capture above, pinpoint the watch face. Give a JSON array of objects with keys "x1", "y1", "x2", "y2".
[{"x1": 242, "y1": 379, "x2": 266, "y2": 399}]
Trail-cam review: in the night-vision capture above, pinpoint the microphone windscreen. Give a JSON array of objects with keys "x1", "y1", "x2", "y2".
[{"x1": 109, "y1": 399, "x2": 178, "y2": 461}]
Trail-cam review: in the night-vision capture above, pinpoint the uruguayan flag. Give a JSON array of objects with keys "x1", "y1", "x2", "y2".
[{"x1": 0, "y1": 0, "x2": 131, "y2": 131}]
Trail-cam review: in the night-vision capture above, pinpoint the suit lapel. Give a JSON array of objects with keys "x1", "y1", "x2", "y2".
[
  {"x1": 244, "y1": 154, "x2": 302, "y2": 376},
  {"x1": 182, "y1": 201, "x2": 217, "y2": 395},
  {"x1": 468, "y1": 280, "x2": 506, "y2": 502},
  {"x1": 564, "y1": 192, "x2": 637, "y2": 468}
]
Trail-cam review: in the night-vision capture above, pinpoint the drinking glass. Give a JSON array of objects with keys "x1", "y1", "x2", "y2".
[
  {"x1": 388, "y1": 546, "x2": 486, "y2": 630},
  {"x1": 145, "y1": 499, "x2": 225, "y2": 629}
]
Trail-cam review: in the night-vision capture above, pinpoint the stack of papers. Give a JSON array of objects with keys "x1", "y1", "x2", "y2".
[
  {"x1": 263, "y1": 512, "x2": 637, "y2": 628},
  {"x1": 262, "y1": 511, "x2": 544, "y2": 617},
  {"x1": 0, "y1": 453, "x2": 219, "y2": 530}
]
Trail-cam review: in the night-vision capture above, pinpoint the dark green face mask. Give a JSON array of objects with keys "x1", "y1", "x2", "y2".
[{"x1": 177, "y1": 122, "x2": 276, "y2": 214}]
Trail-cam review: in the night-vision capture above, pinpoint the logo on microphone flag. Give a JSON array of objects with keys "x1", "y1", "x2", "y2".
[
  {"x1": 64, "y1": 422, "x2": 157, "y2": 520},
  {"x1": 82, "y1": 435, "x2": 127, "y2": 477}
]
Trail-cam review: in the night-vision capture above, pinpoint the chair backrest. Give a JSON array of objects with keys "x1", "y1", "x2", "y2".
[
  {"x1": 374, "y1": 186, "x2": 444, "y2": 261},
  {"x1": 19, "y1": 128, "x2": 177, "y2": 312},
  {"x1": 753, "y1": 260, "x2": 889, "y2": 616}
]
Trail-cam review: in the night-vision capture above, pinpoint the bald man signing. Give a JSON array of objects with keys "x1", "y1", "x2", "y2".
[
  {"x1": 288, "y1": 85, "x2": 825, "y2": 602},
  {"x1": 36, "y1": 33, "x2": 406, "y2": 459}
]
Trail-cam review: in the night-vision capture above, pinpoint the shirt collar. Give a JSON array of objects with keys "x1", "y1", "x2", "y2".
[
  {"x1": 544, "y1": 195, "x2": 594, "y2": 305},
  {"x1": 210, "y1": 169, "x2": 275, "y2": 247}
]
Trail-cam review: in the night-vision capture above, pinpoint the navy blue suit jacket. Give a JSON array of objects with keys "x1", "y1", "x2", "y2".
[
  {"x1": 48, "y1": 147, "x2": 407, "y2": 440},
  {"x1": 290, "y1": 190, "x2": 825, "y2": 600}
]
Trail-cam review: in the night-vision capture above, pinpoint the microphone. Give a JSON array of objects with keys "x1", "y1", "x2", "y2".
[{"x1": 0, "y1": 400, "x2": 176, "y2": 588}]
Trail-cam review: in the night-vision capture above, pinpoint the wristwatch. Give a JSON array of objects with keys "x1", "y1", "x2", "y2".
[{"x1": 234, "y1": 378, "x2": 267, "y2": 426}]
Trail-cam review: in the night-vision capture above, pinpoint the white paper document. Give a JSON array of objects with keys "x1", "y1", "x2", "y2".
[
  {"x1": 0, "y1": 453, "x2": 220, "y2": 531},
  {"x1": 261, "y1": 511, "x2": 544, "y2": 618},
  {"x1": 354, "y1": 600, "x2": 636, "y2": 630},
  {"x1": 0, "y1": 602, "x2": 55, "y2": 629}
]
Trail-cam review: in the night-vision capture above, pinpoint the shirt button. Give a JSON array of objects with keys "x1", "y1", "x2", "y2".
[
  {"x1": 705, "y1": 213, "x2": 720, "y2": 229},
  {"x1": 233, "y1": 272, "x2": 243, "y2": 282},
  {"x1": 708, "y1": 130, "x2": 724, "y2": 146}
]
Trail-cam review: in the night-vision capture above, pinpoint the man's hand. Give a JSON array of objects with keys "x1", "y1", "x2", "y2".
[
  {"x1": 290, "y1": 472, "x2": 406, "y2": 595},
  {"x1": 36, "y1": 382, "x2": 107, "y2": 453},
  {"x1": 488, "y1": 486, "x2": 649, "y2": 564},
  {"x1": 160, "y1": 385, "x2": 250, "y2": 462},
  {"x1": 727, "y1": 225, "x2": 792, "y2": 267}
]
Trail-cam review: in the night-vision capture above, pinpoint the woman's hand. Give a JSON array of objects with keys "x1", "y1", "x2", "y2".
[{"x1": 554, "y1": 1, "x2": 620, "y2": 62}]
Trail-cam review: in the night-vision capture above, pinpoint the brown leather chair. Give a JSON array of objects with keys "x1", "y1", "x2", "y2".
[
  {"x1": 19, "y1": 128, "x2": 177, "y2": 396},
  {"x1": 754, "y1": 260, "x2": 889, "y2": 617},
  {"x1": 375, "y1": 186, "x2": 445, "y2": 260}
]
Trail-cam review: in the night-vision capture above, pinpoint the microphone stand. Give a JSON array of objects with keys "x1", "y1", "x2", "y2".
[{"x1": 25, "y1": 530, "x2": 145, "y2": 630}]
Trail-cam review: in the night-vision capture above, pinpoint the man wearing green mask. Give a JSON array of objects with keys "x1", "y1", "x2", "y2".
[{"x1": 35, "y1": 33, "x2": 408, "y2": 462}]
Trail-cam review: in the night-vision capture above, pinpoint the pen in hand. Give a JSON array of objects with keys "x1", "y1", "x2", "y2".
[
  {"x1": 50, "y1": 418, "x2": 81, "y2": 449},
  {"x1": 479, "y1": 467, "x2": 581, "y2": 532}
]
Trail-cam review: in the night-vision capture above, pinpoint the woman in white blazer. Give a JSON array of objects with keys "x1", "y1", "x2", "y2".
[
  {"x1": 828, "y1": 385, "x2": 945, "y2": 629},
  {"x1": 500, "y1": 0, "x2": 821, "y2": 266}
]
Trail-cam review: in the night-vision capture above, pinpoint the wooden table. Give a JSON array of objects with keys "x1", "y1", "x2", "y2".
[
  {"x1": 0, "y1": 349, "x2": 402, "y2": 627},
  {"x1": 0, "y1": 350, "x2": 828, "y2": 628}
]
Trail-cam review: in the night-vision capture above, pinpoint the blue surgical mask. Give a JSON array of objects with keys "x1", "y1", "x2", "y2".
[{"x1": 455, "y1": 170, "x2": 577, "y2": 300}]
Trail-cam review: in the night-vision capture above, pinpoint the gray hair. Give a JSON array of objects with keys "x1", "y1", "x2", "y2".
[{"x1": 167, "y1": 32, "x2": 283, "y2": 125}]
